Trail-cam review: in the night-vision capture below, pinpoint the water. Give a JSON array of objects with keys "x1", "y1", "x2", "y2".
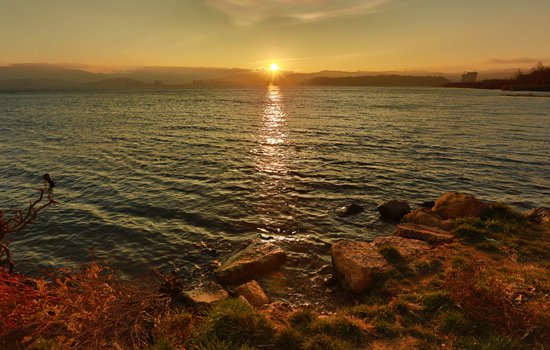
[{"x1": 1, "y1": 86, "x2": 549, "y2": 305}]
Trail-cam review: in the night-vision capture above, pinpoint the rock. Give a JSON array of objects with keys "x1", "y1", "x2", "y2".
[
  {"x1": 418, "y1": 200, "x2": 436, "y2": 209},
  {"x1": 331, "y1": 240, "x2": 386, "y2": 294},
  {"x1": 377, "y1": 200, "x2": 411, "y2": 222},
  {"x1": 396, "y1": 223, "x2": 454, "y2": 243},
  {"x1": 331, "y1": 237, "x2": 430, "y2": 294},
  {"x1": 527, "y1": 207, "x2": 550, "y2": 225},
  {"x1": 235, "y1": 280, "x2": 270, "y2": 307},
  {"x1": 401, "y1": 208, "x2": 453, "y2": 230},
  {"x1": 335, "y1": 202, "x2": 364, "y2": 217},
  {"x1": 216, "y1": 240, "x2": 287, "y2": 285},
  {"x1": 370, "y1": 236, "x2": 431, "y2": 254},
  {"x1": 432, "y1": 192, "x2": 487, "y2": 219},
  {"x1": 183, "y1": 283, "x2": 228, "y2": 308}
]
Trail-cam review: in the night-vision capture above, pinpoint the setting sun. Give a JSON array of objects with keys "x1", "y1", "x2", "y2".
[{"x1": 270, "y1": 63, "x2": 279, "y2": 72}]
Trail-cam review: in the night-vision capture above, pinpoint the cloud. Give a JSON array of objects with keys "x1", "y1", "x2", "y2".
[
  {"x1": 205, "y1": 0, "x2": 393, "y2": 26},
  {"x1": 486, "y1": 57, "x2": 541, "y2": 65}
]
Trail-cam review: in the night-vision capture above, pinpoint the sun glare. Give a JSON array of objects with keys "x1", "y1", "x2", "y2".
[{"x1": 270, "y1": 63, "x2": 279, "y2": 72}]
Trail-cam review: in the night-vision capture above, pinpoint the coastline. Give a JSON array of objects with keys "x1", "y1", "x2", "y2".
[{"x1": 2, "y1": 192, "x2": 549, "y2": 349}]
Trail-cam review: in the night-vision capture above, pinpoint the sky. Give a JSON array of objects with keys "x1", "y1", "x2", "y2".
[{"x1": 1, "y1": 0, "x2": 549, "y2": 72}]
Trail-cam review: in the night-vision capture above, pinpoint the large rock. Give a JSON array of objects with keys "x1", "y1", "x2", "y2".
[
  {"x1": 183, "y1": 283, "x2": 228, "y2": 308},
  {"x1": 216, "y1": 240, "x2": 287, "y2": 285},
  {"x1": 396, "y1": 223, "x2": 454, "y2": 244},
  {"x1": 527, "y1": 207, "x2": 550, "y2": 225},
  {"x1": 331, "y1": 237, "x2": 428, "y2": 294},
  {"x1": 335, "y1": 202, "x2": 364, "y2": 217},
  {"x1": 235, "y1": 280, "x2": 270, "y2": 307},
  {"x1": 401, "y1": 207, "x2": 453, "y2": 230},
  {"x1": 432, "y1": 192, "x2": 486, "y2": 219},
  {"x1": 331, "y1": 241, "x2": 386, "y2": 294},
  {"x1": 370, "y1": 236, "x2": 430, "y2": 253},
  {"x1": 377, "y1": 200, "x2": 411, "y2": 222}
]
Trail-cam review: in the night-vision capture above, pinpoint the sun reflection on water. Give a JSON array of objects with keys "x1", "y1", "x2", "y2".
[{"x1": 255, "y1": 85, "x2": 289, "y2": 174}]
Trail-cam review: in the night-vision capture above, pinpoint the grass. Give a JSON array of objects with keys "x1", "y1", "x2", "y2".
[
  {"x1": 452, "y1": 203, "x2": 550, "y2": 265},
  {"x1": 190, "y1": 298, "x2": 275, "y2": 349}
]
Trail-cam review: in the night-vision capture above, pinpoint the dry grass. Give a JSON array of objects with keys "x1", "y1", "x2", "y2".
[{"x1": 0, "y1": 263, "x2": 170, "y2": 349}]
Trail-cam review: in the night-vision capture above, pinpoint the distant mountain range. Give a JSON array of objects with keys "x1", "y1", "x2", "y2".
[{"x1": 0, "y1": 64, "x2": 520, "y2": 91}]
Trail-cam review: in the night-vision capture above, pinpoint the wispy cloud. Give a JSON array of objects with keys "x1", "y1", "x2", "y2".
[{"x1": 205, "y1": 0, "x2": 394, "y2": 26}]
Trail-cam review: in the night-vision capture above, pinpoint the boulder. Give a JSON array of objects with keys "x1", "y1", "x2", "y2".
[
  {"x1": 377, "y1": 200, "x2": 411, "y2": 222},
  {"x1": 216, "y1": 240, "x2": 287, "y2": 285},
  {"x1": 235, "y1": 280, "x2": 270, "y2": 307},
  {"x1": 331, "y1": 240, "x2": 387, "y2": 294},
  {"x1": 183, "y1": 283, "x2": 228, "y2": 308},
  {"x1": 335, "y1": 202, "x2": 364, "y2": 217},
  {"x1": 401, "y1": 207, "x2": 453, "y2": 230},
  {"x1": 527, "y1": 207, "x2": 550, "y2": 225},
  {"x1": 432, "y1": 192, "x2": 486, "y2": 219},
  {"x1": 396, "y1": 223, "x2": 454, "y2": 243}
]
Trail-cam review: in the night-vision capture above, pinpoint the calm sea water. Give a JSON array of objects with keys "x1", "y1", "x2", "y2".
[{"x1": 1, "y1": 87, "x2": 549, "y2": 295}]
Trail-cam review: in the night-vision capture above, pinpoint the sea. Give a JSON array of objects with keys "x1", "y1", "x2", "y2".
[{"x1": 1, "y1": 86, "x2": 549, "y2": 304}]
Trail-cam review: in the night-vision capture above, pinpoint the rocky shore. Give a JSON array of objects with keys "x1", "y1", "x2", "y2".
[
  {"x1": 2, "y1": 191, "x2": 549, "y2": 349},
  {"x1": 169, "y1": 191, "x2": 550, "y2": 348}
]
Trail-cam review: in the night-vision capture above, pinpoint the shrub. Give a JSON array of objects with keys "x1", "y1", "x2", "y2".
[{"x1": 0, "y1": 262, "x2": 170, "y2": 349}]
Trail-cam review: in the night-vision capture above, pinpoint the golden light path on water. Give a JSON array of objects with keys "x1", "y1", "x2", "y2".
[
  {"x1": 257, "y1": 84, "x2": 289, "y2": 175},
  {"x1": 253, "y1": 84, "x2": 297, "y2": 231}
]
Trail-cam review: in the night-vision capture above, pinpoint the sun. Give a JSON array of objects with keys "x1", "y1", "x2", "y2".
[{"x1": 270, "y1": 63, "x2": 279, "y2": 72}]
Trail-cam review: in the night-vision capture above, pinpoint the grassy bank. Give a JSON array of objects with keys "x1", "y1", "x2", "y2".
[{"x1": 1, "y1": 204, "x2": 549, "y2": 349}]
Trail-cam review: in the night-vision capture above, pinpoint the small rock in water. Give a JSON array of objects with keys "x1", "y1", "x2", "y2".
[
  {"x1": 377, "y1": 200, "x2": 411, "y2": 222},
  {"x1": 335, "y1": 202, "x2": 364, "y2": 217}
]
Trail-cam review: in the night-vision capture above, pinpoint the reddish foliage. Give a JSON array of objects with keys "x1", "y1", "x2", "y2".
[{"x1": 0, "y1": 263, "x2": 170, "y2": 349}]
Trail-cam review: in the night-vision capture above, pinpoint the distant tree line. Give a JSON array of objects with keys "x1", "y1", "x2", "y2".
[{"x1": 447, "y1": 63, "x2": 550, "y2": 91}]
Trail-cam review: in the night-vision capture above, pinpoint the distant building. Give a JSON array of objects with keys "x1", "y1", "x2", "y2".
[{"x1": 461, "y1": 71, "x2": 478, "y2": 83}]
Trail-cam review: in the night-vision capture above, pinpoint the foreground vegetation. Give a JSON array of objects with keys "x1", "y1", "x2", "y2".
[{"x1": 1, "y1": 195, "x2": 549, "y2": 349}]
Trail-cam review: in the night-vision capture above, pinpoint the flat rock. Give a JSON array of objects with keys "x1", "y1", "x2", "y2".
[
  {"x1": 377, "y1": 200, "x2": 411, "y2": 222},
  {"x1": 527, "y1": 207, "x2": 550, "y2": 225},
  {"x1": 432, "y1": 192, "x2": 486, "y2": 220},
  {"x1": 216, "y1": 240, "x2": 287, "y2": 285},
  {"x1": 235, "y1": 280, "x2": 270, "y2": 307},
  {"x1": 401, "y1": 207, "x2": 453, "y2": 230},
  {"x1": 331, "y1": 240, "x2": 387, "y2": 294},
  {"x1": 396, "y1": 223, "x2": 454, "y2": 243},
  {"x1": 183, "y1": 283, "x2": 228, "y2": 308},
  {"x1": 370, "y1": 236, "x2": 431, "y2": 253}
]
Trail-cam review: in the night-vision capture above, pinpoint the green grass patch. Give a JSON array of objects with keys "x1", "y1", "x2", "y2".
[
  {"x1": 453, "y1": 203, "x2": 549, "y2": 264},
  {"x1": 437, "y1": 309, "x2": 471, "y2": 335},
  {"x1": 190, "y1": 298, "x2": 275, "y2": 348},
  {"x1": 422, "y1": 291, "x2": 453, "y2": 314},
  {"x1": 459, "y1": 334, "x2": 523, "y2": 350},
  {"x1": 302, "y1": 334, "x2": 354, "y2": 350}
]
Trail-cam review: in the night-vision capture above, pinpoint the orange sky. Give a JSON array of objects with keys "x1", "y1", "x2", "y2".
[{"x1": 1, "y1": 0, "x2": 549, "y2": 72}]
